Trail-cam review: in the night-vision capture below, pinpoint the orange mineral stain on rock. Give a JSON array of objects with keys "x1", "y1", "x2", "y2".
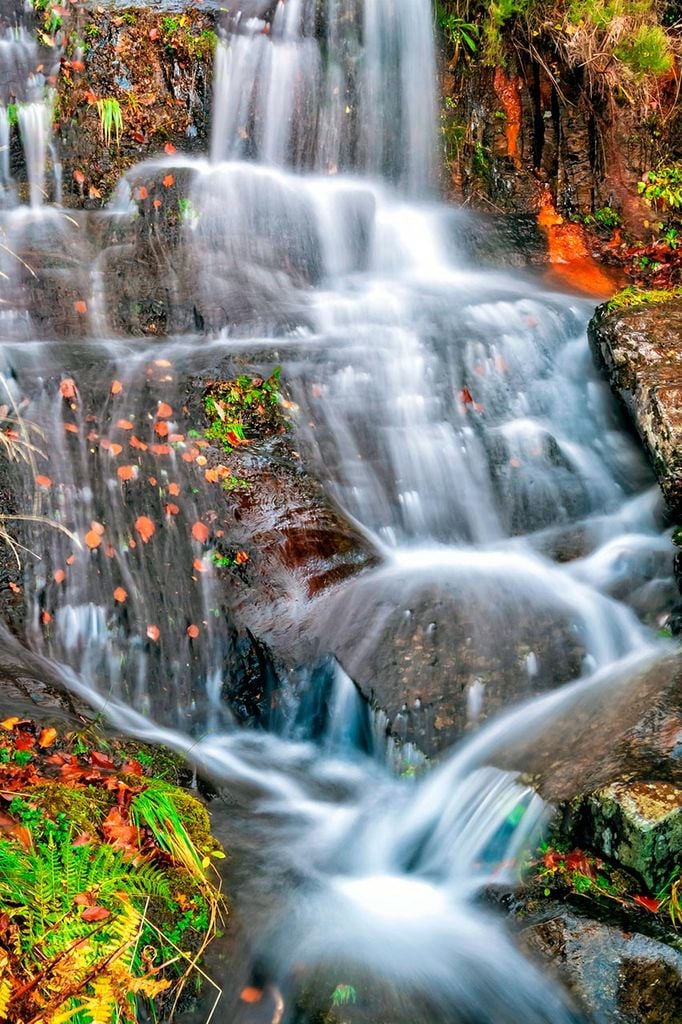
[
  {"x1": 537, "y1": 191, "x2": 623, "y2": 298},
  {"x1": 493, "y1": 66, "x2": 522, "y2": 166}
]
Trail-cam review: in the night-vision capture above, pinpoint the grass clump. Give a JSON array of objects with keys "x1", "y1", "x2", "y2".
[
  {"x1": 606, "y1": 284, "x2": 682, "y2": 309},
  {"x1": 203, "y1": 369, "x2": 285, "y2": 453}
]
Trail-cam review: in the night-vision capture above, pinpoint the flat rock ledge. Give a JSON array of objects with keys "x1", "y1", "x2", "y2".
[{"x1": 588, "y1": 299, "x2": 682, "y2": 515}]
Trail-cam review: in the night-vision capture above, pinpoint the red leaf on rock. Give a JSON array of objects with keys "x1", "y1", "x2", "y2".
[
  {"x1": 90, "y1": 750, "x2": 115, "y2": 770},
  {"x1": 633, "y1": 895, "x2": 661, "y2": 913},
  {"x1": 135, "y1": 516, "x2": 155, "y2": 543},
  {"x1": 191, "y1": 521, "x2": 209, "y2": 543}
]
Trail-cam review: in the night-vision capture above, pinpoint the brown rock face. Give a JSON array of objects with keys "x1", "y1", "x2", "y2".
[{"x1": 588, "y1": 299, "x2": 682, "y2": 516}]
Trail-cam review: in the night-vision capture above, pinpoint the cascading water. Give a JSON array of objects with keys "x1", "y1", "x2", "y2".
[{"x1": 0, "y1": 1, "x2": 677, "y2": 1021}]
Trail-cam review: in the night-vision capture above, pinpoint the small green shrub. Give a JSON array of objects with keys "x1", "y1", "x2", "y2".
[
  {"x1": 638, "y1": 164, "x2": 682, "y2": 210},
  {"x1": 615, "y1": 23, "x2": 674, "y2": 77}
]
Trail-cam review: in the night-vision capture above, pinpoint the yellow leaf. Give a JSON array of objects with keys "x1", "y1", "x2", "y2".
[{"x1": 0, "y1": 717, "x2": 18, "y2": 730}]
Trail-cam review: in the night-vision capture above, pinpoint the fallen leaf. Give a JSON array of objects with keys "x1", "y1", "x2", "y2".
[
  {"x1": 111, "y1": 380, "x2": 123, "y2": 395},
  {"x1": 85, "y1": 530, "x2": 102, "y2": 550},
  {"x1": 191, "y1": 522, "x2": 209, "y2": 543},
  {"x1": 73, "y1": 168, "x2": 85, "y2": 185},
  {"x1": 148, "y1": 27, "x2": 160, "y2": 40},
  {"x1": 240, "y1": 988, "x2": 263, "y2": 1004},
  {"x1": 0, "y1": 718, "x2": 19, "y2": 731},
  {"x1": 35, "y1": 474, "x2": 52, "y2": 488},
  {"x1": 168, "y1": 482, "x2": 180, "y2": 496},
  {"x1": 60, "y1": 378, "x2": 77, "y2": 399},
  {"x1": 153, "y1": 198, "x2": 162, "y2": 209},
  {"x1": 135, "y1": 516, "x2": 155, "y2": 543},
  {"x1": 15, "y1": 731, "x2": 35, "y2": 751},
  {"x1": 38, "y1": 727, "x2": 58, "y2": 748},
  {"x1": 633, "y1": 895, "x2": 661, "y2": 913},
  {"x1": 165, "y1": 503, "x2": 180, "y2": 516},
  {"x1": 154, "y1": 421, "x2": 169, "y2": 437},
  {"x1": 193, "y1": 558, "x2": 206, "y2": 573},
  {"x1": 108, "y1": 443, "x2": 123, "y2": 456},
  {"x1": 151, "y1": 444, "x2": 171, "y2": 456},
  {"x1": 53, "y1": 569, "x2": 66, "y2": 584},
  {"x1": 187, "y1": 624, "x2": 200, "y2": 639},
  {"x1": 136, "y1": 186, "x2": 148, "y2": 201},
  {"x1": 66, "y1": 554, "x2": 76, "y2": 565},
  {"x1": 41, "y1": 610, "x2": 52, "y2": 625},
  {"x1": 116, "y1": 419, "x2": 134, "y2": 430},
  {"x1": 162, "y1": 174, "x2": 174, "y2": 188},
  {"x1": 117, "y1": 465, "x2": 135, "y2": 481},
  {"x1": 235, "y1": 550, "x2": 249, "y2": 564},
  {"x1": 90, "y1": 750, "x2": 115, "y2": 769},
  {"x1": 91, "y1": 521, "x2": 105, "y2": 536},
  {"x1": 113, "y1": 586, "x2": 127, "y2": 603},
  {"x1": 164, "y1": 143, "x2": 176, "y2": 155},
  {"x1": 205, "y1": 468, "x2": 220, "y2": 483},
  {"x1": 74, "y1": 300, "x2": 87, "y2": 315},
  {"x1": 82, "y1": 905, "x2": 111, "y2": 922},
  {"x1": 130, "y1": 436, "x2": 148, "y2": 451},
  {"x1": 148, "y1": 476, "x2": 157, "y2": 486},
  {"x1": 146, "y1": 624, "x2": 160, "y2": 641}
]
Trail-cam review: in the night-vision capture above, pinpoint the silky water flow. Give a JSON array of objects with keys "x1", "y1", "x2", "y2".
[{"x1": 0, "y1": 2, "x2": 677, "y2": 1022}]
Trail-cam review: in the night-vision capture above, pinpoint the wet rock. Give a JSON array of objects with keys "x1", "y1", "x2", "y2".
[
  {"x1": 492, "y1": 651, "x2": 682, "y2": 801},
  {"x1": 521, "y1": 910, "x2": 682, "y2": 1024},
  {"x1": 588, "y1": 299, "x2": 682, "y2": 516},
  {"x1": 303, "y1": 565, "x2": 586, "y2": 756},
  {"x1": 562, "y1": 781, "x2": 682, "y2": 891},
  {"x1": 54, "y1": 5, "x2": 216, "y2": 206}
]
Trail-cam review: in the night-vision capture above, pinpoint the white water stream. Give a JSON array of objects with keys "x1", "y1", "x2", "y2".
[{"x1": 0, "y1": 2, "x2": 677, "y2": 1021}]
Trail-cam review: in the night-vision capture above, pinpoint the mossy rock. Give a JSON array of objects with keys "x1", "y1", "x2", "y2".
[{"x1": 25, "y1": 782, "x2": 114, "y2": 832}]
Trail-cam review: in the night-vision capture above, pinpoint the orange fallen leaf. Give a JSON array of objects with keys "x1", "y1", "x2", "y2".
[
  {"x1": 35, "y1": 474, "x2": 52, "y2": 488},
  {"x1": 38, "y1": 727, "x2": 58, "y2": 748},
  {"x1": 130, "y1": 436, "x2": 148, "y2": 451},
  {"x1": 0, "y1": 718, "x2": 19, "y2": 730},
  {"x1": 187, "y1": 624, "x2": 200, "y2": 639},
  {"x1": 105, "y1": 544, "x2": 116, "y2": 559},
  {"x1": 117, "y1": 465, "x2": 135, "y2": 481},
  {"x1": 181, "y1": 449, "x2": 198, "y2": 463},
  {"x1": 66, "y1": 554, "x2": 76, "y2": 566},
  {"x1": 60, "y1": 378, "x2": 77, "y2": 399},
  {"x1": 151, "y1": 444, "x2": 171, "y2": 456},
  {"x1": 157, "y1": 402, "x2": 173, "y2": 418},
  {"x1": 205, "y1": 468, "x2": 220, "y2": 483},
  {"x1": 85, "y1": 530, "x2": 102, "y2": 550},
  {"x1": 84, "y1": 90, "x2": 98, "y2": 105},
  {"x1": 196, "y1": 454, "x2": 208, "y2": 466},
  {"x1": 135, "y1": 516, "x2": 155, "y2": 543},
  {"x1": 136, "y1": 186, "x2": 148, "y2": 201},
  {"x1": 91, "y1": 521, "x2": 105, "y2": 536},
  {"x1": 116, "y1": 419, "x2": 134, "y2": 430},
  {"x1": 162, "y1": 174, "x2": 174, "y2": 188},
  {"x1": 191, "y1": 522, "x2": 209, "y2": 543},
  {"x1": 240, "y1": 988, "x2": 263, "y2": 1005},
  {"x1": 74, "y1": 300, "x2": 87, "y2": 315},
  {"x1": 53, "y1": 569, "x2": 66, "y2": 584},
  {"x1": 81, "y1": 905, "x2": 111, "y2": 923},
  {"x1": 41, "y1": 611, "x2": 52, "y2": 625},
  {"x1": 146, "y1": 625, "x2": 160, "y2": 641},
  {"x1": 153, "y1": 198, "x2": 162, "y2": 210},
  {"x1": 154, "y1": 421, "x2": 169, "y2": 437},
  {"x1": 168, "y1": 482, "x2": 180, "y2": 496},
  {"x1": 164, "y1": 143, "x2": 176, "y2": 155},
  {"x1": 8, "y1": 581, "x2": 21, "y2": 594},
  {"x1": 193, "y1": 558, "x2": 206, "y2": 573},
  {"x1": 111, "y1": 380, "x2": 123, "y2": 395},
  {"x1": 113, "y1": 586, "x2": 127, "y2": 603},
  {"x1": 73, "y1": 168, "x2": 85, "y2": 185},
  {"x1": 633, "y1": 895, "x2": 661, "y2": 913},
  {"x1": 169, "y1": 433, "x2": 184, "y2": 443},
  {"x1": 165, "y1": 503, "x2": 180, "y2": 516},
  {"x1": 235, "y1": 550, "x2": 249, "y2": 564},
  {"x1": 148, "y1": 476, "x2": 157, "y2": 486}
]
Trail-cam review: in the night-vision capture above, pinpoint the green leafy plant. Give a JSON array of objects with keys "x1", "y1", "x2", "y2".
[
  {"x1": 638, "y1": 163, "x2": 682, "y2": 211},
  {"x1": 96, "y1": 97, "x2": 123, "y2": 148},
  {"x1": 606, "y1": 285, "x2": 682, "y2": 310},
  {"x1": 331, "y1": 984, "x2": 358, "y2": 1007}
]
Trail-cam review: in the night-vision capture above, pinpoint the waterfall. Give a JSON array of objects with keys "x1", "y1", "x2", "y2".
[{"x1": 0, "y1": 2, "x2": 675, "y2": 1022}]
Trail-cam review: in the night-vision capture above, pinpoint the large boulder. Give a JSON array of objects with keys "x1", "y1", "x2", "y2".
[{"x1": 588, "y1": 299, "x2": 682, "y2": 516}]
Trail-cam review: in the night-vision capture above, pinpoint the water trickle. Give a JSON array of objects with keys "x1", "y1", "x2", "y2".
[{"x1": 0, "y1": 1, "x2": 676, "y2": 1021}]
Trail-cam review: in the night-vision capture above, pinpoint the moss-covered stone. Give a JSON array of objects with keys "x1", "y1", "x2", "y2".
[
  {"x1": 26, "y1": 781, "x2": 113, "y2": 831},
  {"x1": 574, "y1": 781, "x2": 682, "y2": 891}
]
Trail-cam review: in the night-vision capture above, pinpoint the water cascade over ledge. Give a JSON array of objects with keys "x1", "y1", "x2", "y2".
[{"x1": 0, "y1": 1, "x2": 678, "y2": 1021}]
